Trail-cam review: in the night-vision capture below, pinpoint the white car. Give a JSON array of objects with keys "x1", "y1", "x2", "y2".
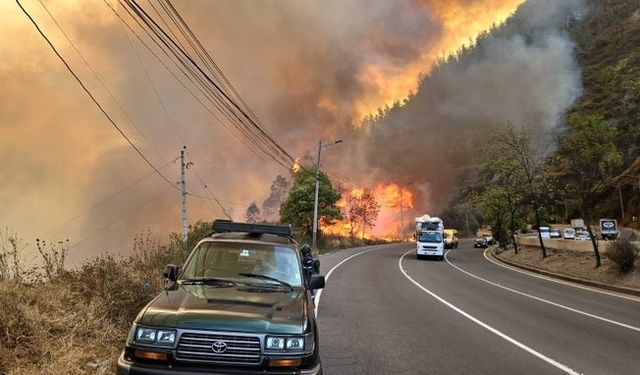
[
  {"x1": 575, "y1": 232, "x2": 591, "y2": 241},
  {"x1": 563, "y1": 228, "x2": 576, "y2": 240},
  {"x1": 539, "y1": 226, "x2": 550, "y2": 239}
]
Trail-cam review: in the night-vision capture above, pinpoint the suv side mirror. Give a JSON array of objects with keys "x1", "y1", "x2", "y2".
[
  {"x1": 309, "y1": 274, "x2": 325, "y2": 290},
  {"x1": 164, "y1": 264, "x2": 179, "y2": 281}
]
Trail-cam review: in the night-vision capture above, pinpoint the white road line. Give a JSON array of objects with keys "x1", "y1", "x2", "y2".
[
  {"x1": 444, "y1": 250, "x2": 640, "y2": 333},
  {"x1": 483, "y1": 248, "x2": 640, "y2": 303},
  {"x1": 399, "y1": 250, "x2": 581, "y2": 375},
  {"x1": 314, "y1": 245, "x2": 383, "y2": 317}
]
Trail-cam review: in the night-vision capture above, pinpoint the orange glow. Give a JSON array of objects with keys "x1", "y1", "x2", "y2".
[
  {"x1": 354, "y1": 0, "x2": 524, "y2": 122},
  {"x1": 291, "y1": 158, "x2": 302, "y2": 173},
  {"x1": 322, "y1": 183, "x2": 416, "y2": 240},
  {"x1": 375, "y1": 183, "x2": 414, "y2": 209}
]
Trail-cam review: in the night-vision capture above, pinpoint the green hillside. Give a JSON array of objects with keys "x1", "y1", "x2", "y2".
[{"x1": 567, "y1": 0, "x2": 640, "y2": 226}]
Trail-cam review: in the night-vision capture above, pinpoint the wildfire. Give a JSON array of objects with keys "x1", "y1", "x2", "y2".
[
  {"x1": 291, "y1": 158, "x2": 302, "y2": 173},
  {"x1": 321, "y1": 183, "x2": 416, "y2": 240},
  {"x1": 353, "y1": 0, "x2": 523, "y2": 122}
]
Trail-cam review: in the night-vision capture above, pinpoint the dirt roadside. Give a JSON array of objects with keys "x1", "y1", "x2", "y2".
[{"x1": 494, "y1": 246, "x2": 640, "y2": 292}]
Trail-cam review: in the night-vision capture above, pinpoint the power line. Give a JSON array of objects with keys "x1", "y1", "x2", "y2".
[
  {"x1": 120, "y1": 0, "x2": 295, "y2": 169},
  {"x1": 45, "y1": 160, "x2": 172, "y2": 237},
  {"x1": 120, "y1": 15, "x2": 187, "y2": 147},
  {"x1": 117, "y1": 12, "x2": 249, "y2": 218},
  {"x1": 104, "y1": 0, "x2": 284, "y2": 171},
  {"x1": 37, "y1": 0, "x2": 170, "y2": 166},
  {"x1": 67, "y1": 192, "x2": 165, "y2": 251},
  {"x1": 16, "y1": 0, "x2": 180, "y2": 193}
]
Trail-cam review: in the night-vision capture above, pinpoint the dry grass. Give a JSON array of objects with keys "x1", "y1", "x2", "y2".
[
  {"x1": 0, "y1": 223, "x2": 366, "y2": 374},
  {"x1": 0, "y1": 226, "x2": 196, "y2": 375},
  {"x1": 498, "y1": 246, "x2": 640, "y2": 290},
  {"x1": 0, "y1": 257, "x2": 160, "y2": 374}
]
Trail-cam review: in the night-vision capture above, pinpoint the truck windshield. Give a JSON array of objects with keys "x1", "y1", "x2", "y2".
[
  {"x1": 418, "y1": 232, "x2": 442, "y2": 243},
  {"x1": 181, "y1": 242, "x2": 303, "y2": 287}
]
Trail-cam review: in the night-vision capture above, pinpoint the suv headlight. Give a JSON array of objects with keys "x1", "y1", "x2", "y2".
[
  {"x1": 265, "y1": 332, "x2": 315, "y2": 354},
  {"x1": 134, "y1": 326, "x2": 177, "y2": 346},
  {"x1": 266, "y1": 335, "x2": 304, "y2": 352}
]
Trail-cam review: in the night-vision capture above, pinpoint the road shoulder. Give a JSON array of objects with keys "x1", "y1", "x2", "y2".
[{"x1": 489, "y1": 246, "x2": 640, "y2": 298}]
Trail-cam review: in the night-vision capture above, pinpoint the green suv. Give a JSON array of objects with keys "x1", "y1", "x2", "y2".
[{"x1": 117, "y1": 221, "x2": 325, "y2": 374}]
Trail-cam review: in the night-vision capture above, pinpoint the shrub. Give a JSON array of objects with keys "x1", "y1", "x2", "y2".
[{"x1": 607, "y1": 238, "x2": 639, "y2": 273}]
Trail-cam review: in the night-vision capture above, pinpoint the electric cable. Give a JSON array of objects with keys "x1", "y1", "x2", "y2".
[{"x1": 16, "y1": 0, "x2": 180, "y2": 193}]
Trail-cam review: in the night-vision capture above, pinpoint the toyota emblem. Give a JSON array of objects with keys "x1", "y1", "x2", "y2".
[{"x1": 211, "y1": 340, "x2": 228, "y2": 354}]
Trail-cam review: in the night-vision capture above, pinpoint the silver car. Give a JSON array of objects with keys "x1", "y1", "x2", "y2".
[{"x1": 563, "y1": 228, "x2": 575, "y2": 240}]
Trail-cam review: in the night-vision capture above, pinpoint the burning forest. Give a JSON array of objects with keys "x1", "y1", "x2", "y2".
[{"x1": 0, "y1": 0, "x2": 589, "y2": 258}]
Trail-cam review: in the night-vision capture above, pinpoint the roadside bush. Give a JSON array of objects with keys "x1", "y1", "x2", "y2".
[{"x1": 607, "y1": 238, "x2": 639, "y2": 273}]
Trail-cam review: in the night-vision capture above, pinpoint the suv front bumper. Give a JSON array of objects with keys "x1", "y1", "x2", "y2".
[{"x1": 117, "y1": 352, "x2": 322, "y2": 375}]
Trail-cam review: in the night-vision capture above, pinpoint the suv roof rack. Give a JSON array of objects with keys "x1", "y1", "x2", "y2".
[{"x1": 212, "y1": 220, "x2": 292, "y2": 238}]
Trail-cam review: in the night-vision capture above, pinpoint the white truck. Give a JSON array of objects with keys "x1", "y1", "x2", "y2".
[
  {"x1": 415, "y1": 215, "x2": 445, "y2": 261},
  {"x1": 571, "y1": 219, "x2": 585, "y2": 231}
]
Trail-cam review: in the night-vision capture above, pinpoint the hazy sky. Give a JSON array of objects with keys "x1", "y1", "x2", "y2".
[{"x1": 0, "y1": 0, "x2": 525, "y2": 264}]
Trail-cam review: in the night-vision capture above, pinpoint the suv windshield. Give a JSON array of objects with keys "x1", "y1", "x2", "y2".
[
  {"x1": 180, "y1": 242, "x2": 303, "y2": 287},
  {"x1": 418, "y1": 232, "x2": 443, "y2": 243}
]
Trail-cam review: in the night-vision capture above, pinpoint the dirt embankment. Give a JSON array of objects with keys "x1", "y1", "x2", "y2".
[{"x1": 495, "y1": 246, "x2": 640, "y2": 291}]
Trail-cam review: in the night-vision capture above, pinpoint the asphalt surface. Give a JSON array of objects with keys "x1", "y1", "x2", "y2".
[{"x1": 317, "y1": 240, "x2": 640, "y2": 374}]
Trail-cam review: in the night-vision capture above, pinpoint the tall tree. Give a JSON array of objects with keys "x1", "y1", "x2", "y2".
[
  {"x1": 245, "y1": 203, "x2": 261, "y2": 223},
  {"x1": 481, "y1": 141, "x2": 528, "y2": 253},
  {"x1": 555, "y1": 114, "x2": 623, "y2": 267},
  {"x1": 346, "y1": 189, "x2": 381, "y2": 240},
  {"x1": 474, "y1": 186, "x2": 510, "y2": 247},
  {"x1": 492, "y1": 126, "x2": 548, "y2": 258},
  {"x1": 279, "y1": 167, "x2": 342, "y2": 235}
]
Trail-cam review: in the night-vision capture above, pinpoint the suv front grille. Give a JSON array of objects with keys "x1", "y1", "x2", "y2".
[{"x1": 176, "y1": 332, "x2": 262, "y2": 364}]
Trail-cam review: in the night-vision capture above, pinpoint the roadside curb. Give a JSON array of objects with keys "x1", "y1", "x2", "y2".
[{"x1": 489, "y1": 247, "x2": 640, "y2": 298}]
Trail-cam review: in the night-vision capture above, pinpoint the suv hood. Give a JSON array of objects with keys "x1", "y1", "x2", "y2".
[{"x1": 138, "y1": 283, "x2": 308, "y2": 335}]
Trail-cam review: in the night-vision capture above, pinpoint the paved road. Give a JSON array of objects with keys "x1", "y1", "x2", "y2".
[{"x1": 317, "y1": 240, "x2": 640, "y2": 374}]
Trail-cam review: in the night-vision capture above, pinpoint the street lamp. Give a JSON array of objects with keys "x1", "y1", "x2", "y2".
[{"x1": 312, "y1": 138, "x2": 343, "y2": 251}]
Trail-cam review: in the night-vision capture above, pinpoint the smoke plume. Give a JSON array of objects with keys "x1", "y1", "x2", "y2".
[
  {"x1": 0, "y1": 0, "x2": 587, "y2": 261},
  {"x1": 331, "y1": 0, "x2": 586, "y2": 217}
]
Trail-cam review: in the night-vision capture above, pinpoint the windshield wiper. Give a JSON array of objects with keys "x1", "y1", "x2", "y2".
[
  {"x1": 237, "y1": 273, "x2": 293, "y2": 291},
  {"x1": 179, "y1": 277, "x2": 236, "y2": 285}
]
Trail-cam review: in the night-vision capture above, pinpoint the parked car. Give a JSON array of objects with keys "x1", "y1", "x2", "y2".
[
  {"x1": 563, "y1": 228, "x2": 576, "y2": 240},
  {"x1": 117, "y1": 220, "x2": 325, "y2": 375},
  {"x1": 474, "y1": 237, "x2": 488, "y2": 248},
  {"x1": 549, "y1": 229, "x2": 561, "y2": 239},
  {"x1": 539, "y1": 226, "x2": 550, "y2": 239},
  {"x1": 575, "y1": 232, "x2": 591, "y2": 241}
]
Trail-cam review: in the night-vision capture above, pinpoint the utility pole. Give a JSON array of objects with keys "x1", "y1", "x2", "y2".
[
  {"x1": 312, "y1": 139, "x2": 343, "y2": 251},
  {"x1": 312, "y1": 140, "x2": 322, "y2": 252},
  {"x1": 399, "y1": 188, "x2": 405, "y2": 241},
  {"x1": 179, "y1": 146, "x2": 193, "y2": 242}
]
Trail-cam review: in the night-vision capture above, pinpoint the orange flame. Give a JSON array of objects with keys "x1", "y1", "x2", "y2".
[
  {"x1": 353, "y1": 1, "x2": 523, "y2": 122},
  {"x1": 291, "y1": 158, "x2": 302, "y2": 173},
  {"x1": 321, "y1": 183, "x2": 416, "y2": 240}
]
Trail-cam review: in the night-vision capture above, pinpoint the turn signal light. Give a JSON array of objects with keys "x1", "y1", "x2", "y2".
[
  {"x1": 268, "y1": 358, "x2": 302, "y2": 367},
  {"x1": 134, "y1": 349, "x2": 168, "y2": 361}
]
